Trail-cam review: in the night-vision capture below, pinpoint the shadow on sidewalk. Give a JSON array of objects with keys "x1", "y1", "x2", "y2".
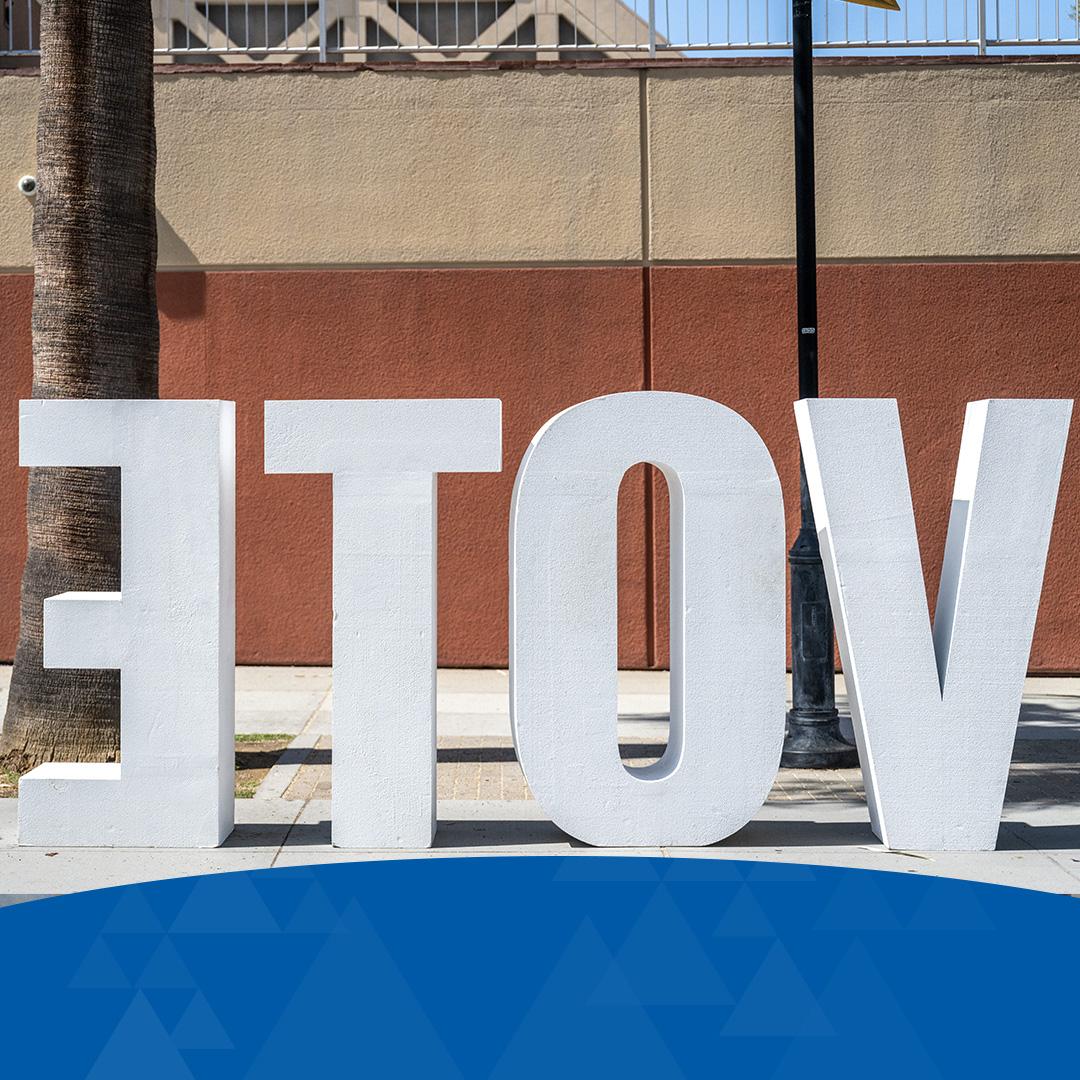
[{"x1": 226, "y1": 815, "x2": 893, "y2": 850}]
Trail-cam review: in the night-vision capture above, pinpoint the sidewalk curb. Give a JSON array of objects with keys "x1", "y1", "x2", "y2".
[{"x1": 255, "y1": 730, "x2": 320, "y2": 800}]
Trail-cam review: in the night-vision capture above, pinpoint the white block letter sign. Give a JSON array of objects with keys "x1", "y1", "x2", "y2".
[
  {"x1": 265, "y1": 400, "x2": 502, "y2": 849},
  {"x1": 797, "y1": 398, "x2": 1072, "y2": 851},
  {"x1": 18, "y1": 400, "x2": 236, "y2": 848},
  {"x1": 511, "y1": 392, "x2": 786, "y2": 847}
]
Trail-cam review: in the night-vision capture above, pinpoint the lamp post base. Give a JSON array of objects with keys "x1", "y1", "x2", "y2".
[
  {"x1": 781, "y1": 709, "x2": 859, "y2": 769},
  {"x1": 784, "y1": 451, "x2": 858, "y2": 770}
]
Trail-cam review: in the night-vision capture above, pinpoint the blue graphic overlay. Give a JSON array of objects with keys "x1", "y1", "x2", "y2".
[{"x1": 1, "y1": 857, "x2": 1077, "y2": 1077}]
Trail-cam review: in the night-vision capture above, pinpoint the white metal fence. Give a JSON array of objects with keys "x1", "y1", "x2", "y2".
[{"x1": 3, "y1": 0, "x2": 1079, "y2": 61}]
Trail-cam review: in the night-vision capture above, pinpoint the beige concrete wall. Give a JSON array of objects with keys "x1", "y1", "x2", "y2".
[
  {"x1": 0, "y1": 67, "x2": 644, "y2": 269},
  {"x1": 3, "y1": 60, "x2": 1080, "y2": 269},
  {"x1": 647, "y1": 61, "x2": 1080, "y2": 261},
  {"x1": 0, "y1": 76, "x2": 37, "y2": 271},
  {"x1": 153, "y1": 68, "x2": 643, "y2": 266}
]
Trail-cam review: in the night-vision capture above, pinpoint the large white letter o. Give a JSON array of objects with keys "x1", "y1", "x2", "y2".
[{"x1": 511, "y1": 391, "x2": 785, "y2": 847}]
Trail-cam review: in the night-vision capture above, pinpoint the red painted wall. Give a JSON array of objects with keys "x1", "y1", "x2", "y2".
[
  {"x1": 649, "y1": 262, "x2": 1080, "y2": 673},
  {"x1": 0, "y1": 268, "x2": 651, "y2": 667},
  {"x1": 1, "y1": 261, "x2": 1077, "y2": 670}
]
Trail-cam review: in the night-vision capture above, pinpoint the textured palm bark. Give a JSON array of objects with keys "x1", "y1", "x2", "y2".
[{"x1": 0, "y1": 1, "x2": 158, "y2": 770}]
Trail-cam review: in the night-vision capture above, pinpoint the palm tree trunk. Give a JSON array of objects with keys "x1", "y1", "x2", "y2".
[{"x1": 0, "y1": 0, "x2": 159, "y2": 771}]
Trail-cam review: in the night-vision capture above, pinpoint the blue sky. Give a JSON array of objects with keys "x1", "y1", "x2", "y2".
[{"x1": 627, "y1": 0, "x2": 1080, "y2": 52}]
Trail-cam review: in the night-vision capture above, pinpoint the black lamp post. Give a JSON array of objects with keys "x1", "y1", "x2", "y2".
[{"x1": 781, "y1": 0, "x2": 897, "y2": 768}]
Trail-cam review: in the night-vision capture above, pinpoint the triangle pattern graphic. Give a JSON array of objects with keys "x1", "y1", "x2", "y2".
[
  {"x1": 772, "y1": 940, "x2": 942, "y2": 1077},
  {"x1": 173, "y1": 991, "x2": 235, "y2": 1051},
  {"x1": 138, "y1": 938, "x2": 196, "y2": 990},
  {"x1": 69, "y1": 937, "x2": 131, "y2": 990},
  {"x1": 907, "y1": 879, "x2": 996, "y2": 932},
  {"x1": 813, "y1": 873, "x2": 903, "y2": 932},
  {"x1": 608, "y1": 885, "x2": 733, "y2": 1005},
  {"x1": 250, "y1": 875, "x2": 314, "y2": 931},
  {"x1": 491, "y1": 919, "x2": 684, "y2": 1077},
  {"x1": 714, "y1": 885, "x2": 778, "y2": 938},
  {"x1": 87, "y1": 993, "x2": 195, "y2": 1080},
  {"x1": 144, "y1": 988, "x2": 198, "y2": 1034},
  {"x1": 169, "y1": 927, "x2": 321, "y2": 1061},
  {"x1": 721, "y1": 942, "x2": 833, "y2": 1037},
  {"x1": 284, "y1": 880, "x2": 341, "y2": 933},
  {"x1": 104, "y1": 932, "x2": 166, "y2": 985},
  {"x1": 243, "y1": 898, "x2": 463, "y2": 1077},
  {"x1": 142, "y1": 877, "x2": 199, "y2": 933},
  {"x1": 103, "y1": 888, "x2": 166, "y2": 934},
  {"x1": 588, "y1": 957, "x2": 646, "y2": 1006},
  {"x1": 171, "y1": 873, "x2": 282, "y2": 934}
]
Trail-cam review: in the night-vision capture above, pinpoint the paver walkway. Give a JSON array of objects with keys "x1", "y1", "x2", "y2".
[
  {"x1": 2, "y1": 666, "x2": 1080, "y2": 901},
  {"x1": 272, "y1": 670, "x2": 1080, "y2": 813},
  {"x1": 280, "y1": 733, "x2": 1080, "y2": 810}
]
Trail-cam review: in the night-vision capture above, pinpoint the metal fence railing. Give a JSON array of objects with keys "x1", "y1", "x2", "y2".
[{"x1": 3, "y1": 1, "x2": 1080, "y2": 62}]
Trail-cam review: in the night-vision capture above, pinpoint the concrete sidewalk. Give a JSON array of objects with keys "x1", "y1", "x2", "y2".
[{"x1": 2, "y1": 666, "x2": 1080, "y2": 903}]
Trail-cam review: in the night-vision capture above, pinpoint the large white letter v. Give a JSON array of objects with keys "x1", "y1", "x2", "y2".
[{"x1": 797, "y1": 398, "x2": 1071, "y2": 852}]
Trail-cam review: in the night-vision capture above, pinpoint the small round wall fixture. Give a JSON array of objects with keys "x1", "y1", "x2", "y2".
[{"x1": 17, "y1": 175, "x2": 37, "y2": 197}]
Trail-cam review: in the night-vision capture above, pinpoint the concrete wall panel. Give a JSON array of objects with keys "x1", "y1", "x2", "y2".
[
  {"x1": 5, "y1": 61, "x2": 1080, "y2": 267},
  {"x1": 153, "y1": 68, "x2": 644, "y2": 267},
  {"x1": 2, "y1": 67, "x2": 643, "y2": 268},
  {"x1": 0, "y1": 75, "x2": 36, "y2": 270},
  {"x1": 648, "y1": 62, "x2": 1080, "y2": 261}
]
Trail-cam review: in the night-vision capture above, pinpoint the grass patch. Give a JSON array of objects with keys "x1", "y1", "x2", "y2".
[{"x1": 234, "y1": 737, "x2": 291, "y2": 798}]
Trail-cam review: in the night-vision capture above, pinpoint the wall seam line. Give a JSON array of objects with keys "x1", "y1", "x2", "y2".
[
  {"x1": 5, "y1": 255, "x2": 1080, "y2": 276},
  {"x1": 639, "y1": 67, "x2": 651, "y2": 266},
  {"x1": 642, "y1": 267, "x2": 657, "y2": 671},
  {"x1": 639, "y1": 68, "x2": 658, "y2": 669}
]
